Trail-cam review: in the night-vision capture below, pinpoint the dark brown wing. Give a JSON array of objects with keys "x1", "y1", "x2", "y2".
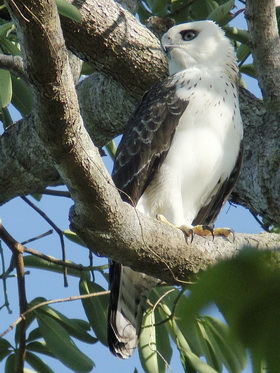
[
  {"x1": 112, "y1": 75, "x2": 189, "y2": 205},
  {"x1": 193, "y1": 141, "x2": 243, "y2": 226}
]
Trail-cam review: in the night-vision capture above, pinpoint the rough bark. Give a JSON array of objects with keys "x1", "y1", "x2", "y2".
[
  {"x1": 246, "y1": 0, "x2": 280, "y2": 111},
  {"x1": 234, "y1": 89, "x2": 280, "y2": 227},
  {"x1": 4, "y1": 0, "x2": 279, "y2": 286},
  {"x1": 60, "y1": 0, "x2": 167, "y2": 98}
]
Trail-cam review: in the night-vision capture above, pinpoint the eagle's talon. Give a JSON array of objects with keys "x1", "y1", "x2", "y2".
[
  {"x1": 178, "y1": 225, "x2": 194, "y2": 243},
  {"x1": 213, "y1": 227, "x2": 235, "y2": 241},
  {"x1": 190, "y1": 224, "x2": 214, "y2": 238}
]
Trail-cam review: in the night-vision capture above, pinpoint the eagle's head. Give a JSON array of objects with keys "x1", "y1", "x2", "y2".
[{"x1": 161, "y1": 21, "x2": 235, "y2": 75}]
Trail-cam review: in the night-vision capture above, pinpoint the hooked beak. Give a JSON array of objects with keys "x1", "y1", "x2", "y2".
[{"x1": 161, "y1": 33, "x2": 174, "y2": 59}]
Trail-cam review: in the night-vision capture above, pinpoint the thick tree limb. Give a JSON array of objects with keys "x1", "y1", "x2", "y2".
[
  {"x1": 234, "y1": 89, "x2": 280, "y2": 227},
  {"x1": 246, "y1": 0, "x2": 280, "y2": 111},
  {"x1": 71, "y1": 202, "x2": 280, "y2": 283},
  {"x1": 6, "y1": 0, "x2": 280, "y2": 288},
  {"x1": 60, "y1": 0, "x2": 167, "y2": 98},
  {"x1": 77, "y1": 73, "x2": 136, "y2": 146},
  {"x1": 0, "y1": 116, "x2": 62, "y2": 204}
]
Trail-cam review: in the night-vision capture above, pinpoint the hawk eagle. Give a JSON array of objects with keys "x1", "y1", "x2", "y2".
[{"x1": 108, "y1": 20, "x2": 243, "y2": 359}]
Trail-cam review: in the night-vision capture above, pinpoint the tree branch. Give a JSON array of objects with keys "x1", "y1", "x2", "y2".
[
  {"x1": 21, "y1": 196, "x2": 68, "y2": 286},
  {"x1": 0, "y1": 290, "x2": 109, "y2": 339},
  {"x1": 61, "y1": 0, "x2": 167, "y2": 98},
  {"x1": 245, "y1": 0, "x2": 280, "y2": 110},
  {"x1": 0, "y1": 223, "x2": 27, "y2": 373},
  {"x1": 0, "y1": 53, "x2": 28, "y2": 81},
  {"x1": 71, "y1": 202, "x2": 280, "y2": 284},
  {"x1": 233, "y1": 88, "x2": 280, "y2": 227}
]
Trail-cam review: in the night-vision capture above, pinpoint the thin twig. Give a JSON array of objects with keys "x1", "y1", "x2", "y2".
[
  {"x1": 21, "y1": 229, "x2": 53, "y2": 245},
  {"x1": 0, "y1": 290, "x2": 110, "y2": 338},
  {"x1": 21, "y1": 196, "x2": 68, "y2": 287},
  {"x1": 42, "y1": 189, "x2": 71, "y2": 198},
  {"x1": 0, "y1": 241, "x2": 13, "y2": 314},
  {"x1": 152, "y1": 288, "x2": 176, "y2": 314}
]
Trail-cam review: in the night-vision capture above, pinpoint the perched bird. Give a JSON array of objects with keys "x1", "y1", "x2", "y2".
[{"x1": 108, "y1": 20, "x2": 243, "y2": 359}]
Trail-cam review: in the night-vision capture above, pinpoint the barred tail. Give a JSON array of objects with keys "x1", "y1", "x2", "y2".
[{"x1": 108, "y1": 262, "x2": 156, "y2": 359}]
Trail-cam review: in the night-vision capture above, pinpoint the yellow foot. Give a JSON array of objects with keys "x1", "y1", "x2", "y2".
[
  {"x1": 156, "y1": 214, "x2": 194, "y2": 241},
  {"x1": 156, "y1": 215, "x2": 234, "y2": 242},
  {"x1": 212, "y1": 227, "x2": 233, "y2": 238}
]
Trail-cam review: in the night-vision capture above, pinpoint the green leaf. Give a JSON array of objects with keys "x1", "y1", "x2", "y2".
[
  {"x1": 251, "y1": 353, "x2": 267, "y2": 373},
  {"x1": 202, "y1": 316, "x2": 247, "y2": 372},
  {"x1": 239, "y1": 64, "x2": 256, "y2": 78},
  {"x1": 139, "y1": 307, "x2": 172, "y2": 373},
  {"x1": 0, "y1": 338, "x2": 13, "y2": 349},
  {"x1": 177, "y1": 248, "x2": 280, "y2": 373},
  {"x1": 71, "y1": 318, "x2": 92, "y2": 331},
  {"x1": 29, "y1": 297, "x2": 97, "y2": 344},
  {"x1": 105, "y1": 139, "x2": 117, "y2": 160},
  {"x1": 24, "y1": 255, "x2": 82, "y2": 277},
  {"x1": 81, "y1": 62, "x2": 94, "y2": 76},
  {"x1": 149, "y1": 0, "x2": 168, "y2": 16},
  {"x1": 207, "y1": 0, "x2": 234, "y2": 25},
  {"x1": 224, "y1": 27, "x2": 249, "y2": 44},
  {"x1": 0, "y1": 36, "x2": 21, "y2": 55},
  {"x1": 35, "y1": 310, "x2": 94, "y2": 372},
  {"x1": 0, "y1": 22, "x2": 14, "y2": 38},
  {"x1": 0, "y1": 338, "x2": 12, "y2": 362},
  {"x1": 79, "y1": 277, "x2": 109, "y2": 346},
  {"x1": 56, "y1": 0, "x2": 82, "y2": 22},
  {"x1": 138, "y1": 1, "x2": 152, "y2": 23},
  {"x1": 40, "y1": 307, "x2": 97, "y2": 344},
  {"x1": 236, "y1": 43, "x2": 251, "y2": 63},
  {"x1": 151, "y1": 287, "x2": 220, "y2": 372},
  {"x1": 27, "y1": 327, "x2": 42, "y2": 343},
  {"x1": 5, "y1": 353, "x2": 16, "y2": 373},
  {"x1": 0, "y1": 106, "x2": 13, "y2": 128},
  {"x1": 11, "y1": 75, "x2": 32, "y2": 116},
  {"x1": 190, "y1": 0, "x2": 219, "y2": 21},
  {"x1": 64, "y1": 229, "x2": 87, "y2": 247},
  {"x1": 30, "y1": 193, "x2": 43, "y2": 201},
  {"x1": 26, "y1": 341, "x2": 54, "y2": 358},
  {"x1": 174, "y1": 295, "x2": 221, "y2": 371},
  {"x1": 171, "y1": 319, "x2": 218, "y2": 373},
  {"x1": 25, "y1": 351, "x2": 55, "y2": 373},
  {"x1": 0, "y1": 69, "x2": 12, "y2": 108}
]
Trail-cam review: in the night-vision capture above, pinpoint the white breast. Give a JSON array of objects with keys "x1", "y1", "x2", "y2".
[{"x1": 137, "y1": 69, "x2": 243, "y2": 227}]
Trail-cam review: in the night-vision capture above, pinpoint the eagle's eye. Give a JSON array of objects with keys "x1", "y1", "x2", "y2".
[{"x1": 180, "y1": 29, "x2": 198, "y2": 41}]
